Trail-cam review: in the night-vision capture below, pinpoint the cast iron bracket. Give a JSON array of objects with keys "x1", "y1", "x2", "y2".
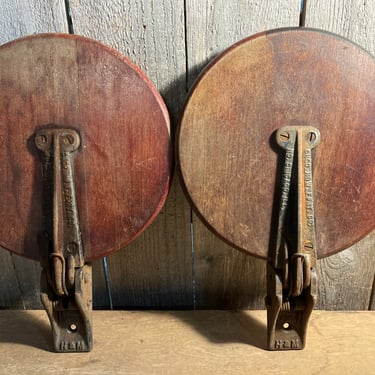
[
  {"x1": 35, "y1": 128, "x2": 92, "y2": 352},
  {"x1": 266, "y1": 125, "x2": 320, "y2": 350}
]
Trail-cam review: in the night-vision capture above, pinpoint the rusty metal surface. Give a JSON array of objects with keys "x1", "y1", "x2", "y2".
[
  {"x1": 178, "y1": 27, "x2": 375, "y2": 259},
  {"x1": 36, "y1": 128, "x2": 92, "y2": 352},
  {"x1": 266, "y1": 126, "x2": 319, "y2": 351},
  {"x1": 35, "y1": 129, "x2": 84, "y2": 296},
  {"x1": 41, "y1": 265, "x2": 92, "y2": 352}
]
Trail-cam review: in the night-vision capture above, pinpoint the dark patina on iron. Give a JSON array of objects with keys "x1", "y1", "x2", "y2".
[
  {"x1": 266, "y1": 126, "x2": 320, "y2": 350},
  {"x1": 35, "y1": 128, "x2": 92, "y2": 352}
]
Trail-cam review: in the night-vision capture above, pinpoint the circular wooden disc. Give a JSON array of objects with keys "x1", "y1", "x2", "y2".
[
  {"x1": 0, "y1": 34, "x2": 171, "y2": 261},
  {"x1": 178, "y1": 28, "x2": 375, "y2": 259}
]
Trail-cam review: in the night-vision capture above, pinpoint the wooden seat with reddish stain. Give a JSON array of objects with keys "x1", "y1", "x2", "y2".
[
  {"x1": 0, "y1": 34, "x2": 171, "y2": 261},
  {"x1": 178, "y1": 28, "x2": 375, "y2": 259}
]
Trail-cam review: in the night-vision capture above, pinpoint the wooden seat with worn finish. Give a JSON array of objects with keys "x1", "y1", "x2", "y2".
[
  {"x1": 0, "y1": 34, "x2": 171, "y2": 262},
  {"x1": 178, "y1": 28, "x2": 375, "y2": 259}
]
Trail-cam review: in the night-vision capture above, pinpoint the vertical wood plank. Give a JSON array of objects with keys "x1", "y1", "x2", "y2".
[
  {"x1": 185, "y1": 0, "x2": 301, "y2": 308},
  {"x1": 305, "y1": 0, "x2": 375, "y2": 55},
  {"x1": 0, "y1": 0, "x2": 68, "y2": 308},
  {"x1": 0, "y1": 252, "x2": 24, "y2": 308},
  {"x1": 0, "y1": 0, "x2": 67, "y2": 43},
  {"x1": 186, "y1": 1, "x2": 301, "y2": 87},
  {"x1": 317, "y1": 234, "x2": 375, "y2": 310},
  {"x1": 69, "y1": 0, "x2": 192, "y2": 307},
  {"x1": 305, "y1": 0, "x2": 375, "y2": 310}
]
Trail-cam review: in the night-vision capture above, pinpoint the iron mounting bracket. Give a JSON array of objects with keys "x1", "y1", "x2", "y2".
[
  {"x1": 35, "y1": 128, "x2": 92, "y2": 352},
  {"x1": 266, "y1": 125, "x2": 320, "y2": 350}
]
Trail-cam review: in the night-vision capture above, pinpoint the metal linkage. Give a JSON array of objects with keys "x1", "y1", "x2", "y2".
[
  {"x1": 266, "y1": 126, "x2": 320, "y2": 350},
  {"x1": 35, "y1": 128, "x2": 92, "y2": 352}
]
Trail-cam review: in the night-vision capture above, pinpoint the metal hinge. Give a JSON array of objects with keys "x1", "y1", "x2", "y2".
[
  {"x1": 35, "y1": 128, "x2": 92, "y2": 352},
  {"x1": 266, "y1": 126, "x2": 320, "y2": 350}
]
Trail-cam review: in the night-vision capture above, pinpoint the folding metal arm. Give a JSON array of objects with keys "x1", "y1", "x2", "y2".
[
  {"x1": 35, "y1": 128, "x2": 92, "y2": 352},
  {"x1": 266, "y1": 126, "x2": 320, "y2": 350}
]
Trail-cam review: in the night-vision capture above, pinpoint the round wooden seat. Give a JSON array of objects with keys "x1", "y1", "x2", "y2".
[
  {"x1": 178, "y1": 28, "x2": 375, "y2": 259},
  {"x1": 0, "y1": 34, "x2": 171, "y2": 261}
]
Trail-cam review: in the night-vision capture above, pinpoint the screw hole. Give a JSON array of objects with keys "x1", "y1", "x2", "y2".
[{"x1": 68, "y1": 323, "x2": 78, "y2": 333}]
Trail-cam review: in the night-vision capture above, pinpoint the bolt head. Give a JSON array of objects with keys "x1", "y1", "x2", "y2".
[
  {"x1": 306, "y1": 132, "x2": 317, "y2": 143},
  {"x1": 279, "y1": 131, "x2": 290, "y2": 142}
]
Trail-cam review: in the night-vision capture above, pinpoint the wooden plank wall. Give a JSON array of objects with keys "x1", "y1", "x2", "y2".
[{"x1": 0, "y1": 0, "x2": 374, "y2": 310}]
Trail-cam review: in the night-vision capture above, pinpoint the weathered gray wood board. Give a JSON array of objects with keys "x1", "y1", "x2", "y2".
[
  {"x1": 0, "y1": 0, "x2": 374, "y2": 310},
  {"x1": 305, "y1": 0, "x2": 375, "y2": 309},
  {"x1": 0, "y1": 0, "x2": 67, "y2": 40},
  {"x1": 185, "y1": 1, "x2": 302, "y2": 87}
]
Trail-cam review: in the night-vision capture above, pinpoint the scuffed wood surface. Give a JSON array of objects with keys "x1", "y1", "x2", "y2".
[
  {"x1": 0, "y1": 34, "x2": 171, "y2": 261},
  {"x1": 179, "y1": 28, "x2": 375, "y2": 258},
  {"x1": 306, "y1": 0, "x2": 375, "y2": 310},
  {"x1": 0, "y1": 310, "x2": 373, "y2": 374}
]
